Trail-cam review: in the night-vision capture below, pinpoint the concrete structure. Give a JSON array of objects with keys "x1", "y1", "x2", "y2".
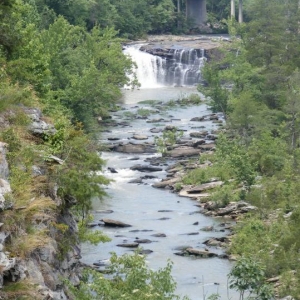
[
  {"x1": 231, "y1": 0, "x2": 235, "y2": 18},
  {"x1": 230, "y1": 0, "x2": 243, "y2": 23},
  {"x1": 184, "y1": 0, "x2": 243, "y2": 27},
  {"x1": 238, "y1": 0, "x2": 243, "y2": 23},
  {"x1": 186, "y1": 0, "x2": 207, "y2": 26}
]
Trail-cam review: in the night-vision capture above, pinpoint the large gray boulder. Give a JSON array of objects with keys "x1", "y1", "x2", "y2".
[{"x1": 113, "y1": 143, "x2": 156, "y2": 153}]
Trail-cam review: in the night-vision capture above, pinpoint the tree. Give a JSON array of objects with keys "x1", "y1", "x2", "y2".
[
  {"x1": 67, "y1": 252, "x2": 189, "y2": 300},
  {"x1": 228, "y1": 257, "x2": 274, "y2": 300}
]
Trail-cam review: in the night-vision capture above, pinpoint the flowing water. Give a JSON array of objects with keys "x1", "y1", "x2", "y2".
[{"x1": 81, "y1": 45, "x2": 240, "y2": 300}]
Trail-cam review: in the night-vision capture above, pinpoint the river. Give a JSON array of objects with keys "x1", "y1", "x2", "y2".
[{"x1": 81, "y1": 45, "x2": 240, "y2": 300}]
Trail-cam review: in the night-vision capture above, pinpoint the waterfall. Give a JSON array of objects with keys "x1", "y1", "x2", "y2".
[{"x1": 123, "y1": 44, "x2": 205, "y2": 88}]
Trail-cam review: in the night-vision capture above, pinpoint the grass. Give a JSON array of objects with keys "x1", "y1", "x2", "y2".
[{"x1": 2, "y1": 280, "x2": 42, "y2": 300}]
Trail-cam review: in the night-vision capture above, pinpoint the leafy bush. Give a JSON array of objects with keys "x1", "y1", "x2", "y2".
[
  {"x1": 154, "y1": 128, "x2": 183, "y2": 155},
  {"x1": 228, "y1": 257, "x2": 274, "y2": 300},
  {"x1": 67, "y1": 252, "x2": 189, "y2": 300}
]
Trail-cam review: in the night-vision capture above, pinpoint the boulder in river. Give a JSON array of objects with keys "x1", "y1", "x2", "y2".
[
  {"x1": 100, "y1": 218, "x2": 132, "y2": 227},
  {"x1": 113, "y1": 143, "x2": 156, "y2": 153},
  {"x1": 152, "y1": 177, "x2": 181, "y2": 188},
  {"x1": 185, "y1": 247, "x2": 218, "y2": 258},
  {"x1": 117, "y1": 243, "x2": 139, "y2": 248},
  {"x1": 132, "y1": 134, "x2": 148, "y2": 140},
  {"x1": 130, "y1": 164, "x2": 162, "y2": 172},
  {"x1": 151, "y1": 233, "x2": 166, "y2": 237},
  {"x1": 168, "y1": 147, "x2": 201, "y2": 158},
  {"x1": 134, "y1": 239, "x2": 152, "y2": 244}
]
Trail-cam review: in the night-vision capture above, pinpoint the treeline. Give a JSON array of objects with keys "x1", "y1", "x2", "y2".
[
  {"x1": 197, "y1": 0, "x2": 300, "y2": 298},
  {"x1": 32, "y1": 0, "x2": 182, "y2": 38}
]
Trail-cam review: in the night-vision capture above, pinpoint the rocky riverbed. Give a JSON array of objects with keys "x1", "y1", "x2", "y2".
[{"x1": 81, "y1": 93, "x2": 255, "y2": 299}]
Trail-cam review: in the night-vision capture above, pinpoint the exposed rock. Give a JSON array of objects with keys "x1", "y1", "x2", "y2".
[
  {"x1": 128, "y1": 178, "x2": 143, "y2": 184},
  {"x1": 138, "y1": 249, "x2": 153, "y2": 255},
  {"x1": 134, "y1": 239, "x2": 152, "y2": 244},
  {"x1": 132, "y1": 134, "x2": 148, "y2": 140},
  {"x1": 185, "y1": 181, "x2": 223, "y2": 194},
  {"x1": 146, "y1": 118, "x2": 167, "y2": 123},
  {"x1": 179, "y1": 188, "x2": 210, "y2": 200},
  {"x1": 151, "y1": 233, "x2": 166, "y2": 237},
  {"x1": 190, "y1": 116, "x2": 205, "y2": 122},
  {"x1": 0, "y1": 178, "x2": 12, "y2": 211},
  {"x1": 107, "y1": 137, "x2": 120, "y2": 141},
  {"x1": 175, "y1": 247, "x2": 218, "y2": 258},
  {"x1": 169, "y1": 147, "x2": 201, "y2": 158},
  {"x1": 29, "y1": 118, "x2": 56, "y2": 137},
  {"x1": 108, "y1": 167, "x2": 118, "y2": 173},
  {"x1": 198, "y1": 143, "x2": 216, "y2": 151},
  {"x1": 101, "y1": 218, "x2": 132, "y2": 227},
  {"x1": 113, "y1": 143, "x2": 156, "y2": 153},
  {"x1": 191, "y1": 139, "x2": 206, "y2": 147},
  {"x1": 201, "y1": 226, "x2": 214, "y2": 231},
  {"x1": 215, "y1": 201, "x2": 257, "y2": 217},
  {"x1": 185, "y1": 247, "x2": 218, "y2": 257},
  {"x1": 206, "y1": 134, "x2": 218, "y2": 140},
  {"x1": 190, "y1": 131, "x2": 207, "y2": 138},
  {"x1": 0, "y1": 142, "x2": 9, "y2": 179},
  {"x1": 130, "y1": 164, "x2": 163, "y2": 172},
  {"x1": 209, "y1": 114, "x2": 219, "y2": 120},
  {"x1": 150, "y1": 128, "x2": 162, "y2": 133},
  {"x1": 117, "y1": 243, "x2": 139, "y2": 248},
  {"x1": 203, "y1": 237, "x2": 227, "y2": 247},
  {"x1": 46, "y1": 155, "x2": 64, "y2": 165},
  {"x1": 152, "y1": 177, "x2": 181, "y2": 188},
  {"x1": 164, "y1": 125, "x2": 177, "y2": 131}
]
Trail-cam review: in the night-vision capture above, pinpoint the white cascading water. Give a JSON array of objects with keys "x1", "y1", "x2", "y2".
[
  {"x1": 123, "y1": 44, "x2": 206, "y2": 88},
  {"x1": 123, "y1": 44, "x2": 165, "y2": 88}
]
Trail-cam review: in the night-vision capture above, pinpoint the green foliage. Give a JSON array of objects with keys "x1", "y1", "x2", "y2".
[
  {"x1": 216, "y1": 134, "x2": 257, "y2": 191},
  {"x1": 137, "y1": 108, "x2": 154, "y2": 117},
  {"x1": 198, "y1": 60, "x2": 229, "y2": 117},
  {"x1": 68, "y1": 252, "x2": 189, "y2": 300},
  {"x1": 228, "y1": 257, "x2": 274, "y2": 300},
  {"x1": 210, "y1": 184, "x2": 239, "y2": 207},
  {"x1": 55, "y1": 130, "x2": 110, "y2": 217},
  {"x1": 78, "y1": 215, "x2": 111, "y2": 245},
  {"x1": 207, "y1": 294, "x2": 220, "y2": 300},
  {"x1": 40, "y1": 18, "x2": 133, "y2": 129},
  {"x1": 154, "y1": 128, "x2": 183, "y2": 155}
]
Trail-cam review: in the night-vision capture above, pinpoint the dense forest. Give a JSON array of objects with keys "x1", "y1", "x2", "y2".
[
  {"x1": 0, "y1": 0, "x2": 300, "y2": 299},
  {"x1": 197, "y1": 0, "x2": 300, "y2": 298}
]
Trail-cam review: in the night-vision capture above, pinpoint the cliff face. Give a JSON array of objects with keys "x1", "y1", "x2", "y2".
[{"x1": 0, "y1": 108, "x2": 81, "y2": 300}]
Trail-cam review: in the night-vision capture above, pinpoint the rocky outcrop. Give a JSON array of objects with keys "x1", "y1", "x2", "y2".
[
  {"x1": 0, "y1": 142, "x2": 11, "y2": 211},
  {"x1": 26, "y1": 108, "x2": 56, "y2": 137},
  {"x1": 0, "y1": 109, "x2": 81, "y2": 300}
]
